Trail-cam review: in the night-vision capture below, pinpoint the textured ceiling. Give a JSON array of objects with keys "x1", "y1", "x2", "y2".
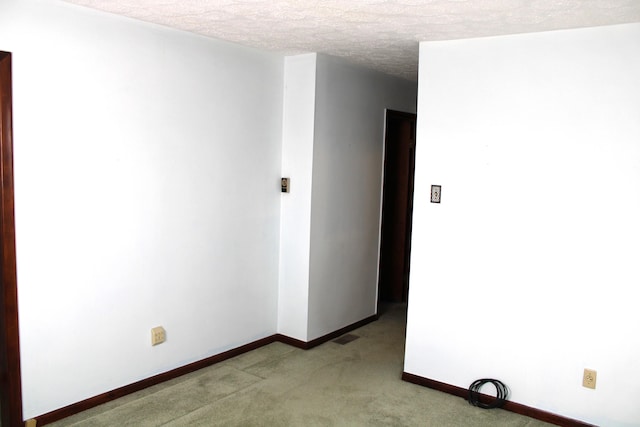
[{"x1": 62, "y1": 0, "x2": 640, "y2": 81}]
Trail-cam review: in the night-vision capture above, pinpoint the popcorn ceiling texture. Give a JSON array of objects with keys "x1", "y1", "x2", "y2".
[{"x1": 62, "y1": 0, "x2": 640, "y2": 81}]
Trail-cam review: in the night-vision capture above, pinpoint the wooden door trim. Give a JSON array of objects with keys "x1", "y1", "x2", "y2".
[
  {"x1": 378, "y1": 109, "x2": 417, "y2": 306},
  {"x1": 0, "y1": 50, "x2": 24, "y2": 427}
]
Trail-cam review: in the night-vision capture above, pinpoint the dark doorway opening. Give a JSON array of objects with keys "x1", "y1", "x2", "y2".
[
  {"x1": 0, "y1": 50, "x2": 24, "y2": 427},
  {"x1": 378, "y1": 110, "x2": 417, "y2": 305}
]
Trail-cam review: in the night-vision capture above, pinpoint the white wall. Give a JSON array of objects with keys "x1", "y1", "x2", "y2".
[
  {"x1": 277, "y1": 54, "x2": 317, "y2": 341},
  {"x1": 1, "y1": 0, "x2": 283, "y2": 418},
  {"x1": 405, "y1": 23, "x2": 640, "y2": 427},
  {"x1": 308, "y1": 55, "x2": 416, "y2": 340}
]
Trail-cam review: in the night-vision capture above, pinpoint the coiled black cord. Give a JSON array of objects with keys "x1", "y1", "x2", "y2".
[{"x1": 468, "y1": 378, "x2": 509, "y2": 409}]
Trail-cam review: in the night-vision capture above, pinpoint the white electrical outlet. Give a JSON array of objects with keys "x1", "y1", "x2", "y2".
[{"x1": 151, "y1": 326, "x2": 166, "y2": 346}]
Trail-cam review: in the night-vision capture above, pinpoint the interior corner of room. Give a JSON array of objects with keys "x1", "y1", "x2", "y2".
[{"x1": 1, "y1": 1, "x2": 639, "y2": 426}]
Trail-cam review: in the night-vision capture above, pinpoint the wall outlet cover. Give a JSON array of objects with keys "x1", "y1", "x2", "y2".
[
  {"x1": 151, "y1": 326, "x2": 166, "y2": 346},
  {"x1": 583, "y1": 368, "x2": 597, "y2": 389}
]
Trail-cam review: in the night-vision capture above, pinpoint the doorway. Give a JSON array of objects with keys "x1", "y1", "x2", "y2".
[
  {"x1": 378, "y1": 110, "x2": 417, "y2": 304},
  {"x1": 0, "y1": 50, "x2": 23, "y2": 427}
]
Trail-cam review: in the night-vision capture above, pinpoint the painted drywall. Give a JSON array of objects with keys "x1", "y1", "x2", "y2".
[
  {"x1": 307, "y1": 55, "x2": 417, "y2": 340},
  {"x1": 405, "y1": 23, "x2": 640, "y2": 427},
  {"x1": 277, "y1": 53, "x2": 317, "y2": 341},
  {"x1": 1, "y1": 0, "x2": 283, "y2": 418}
]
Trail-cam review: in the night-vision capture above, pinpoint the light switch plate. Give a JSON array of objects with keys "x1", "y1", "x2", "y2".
[{"x1": 431, "y1": 185, "x2": 441, "y2": 203}]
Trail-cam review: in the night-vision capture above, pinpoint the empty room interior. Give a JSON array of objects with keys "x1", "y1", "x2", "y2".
[{"x1": 1, "y1": 0, "x2": 639, "y2": 426}]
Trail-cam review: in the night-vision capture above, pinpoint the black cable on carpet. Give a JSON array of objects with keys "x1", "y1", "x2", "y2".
[{"x1": 467, "y1": 378, "x2": 508, "y2": 409}]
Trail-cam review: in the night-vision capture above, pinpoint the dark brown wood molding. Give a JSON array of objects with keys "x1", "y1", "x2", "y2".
[
  {"x1": 274, "y1": 333, "x2": 309, "y2": 349},
  {"x1": 36, "y1": 314, "x2": 379, "y2": 425},
  {"x1": 401, "y1": 372, "x2": 598, "y2": 427},
  {"x1": 0, "y1": 50, "x2": 24, "y2": 427},
  {"x1": 305, "y1": 314, "x2": 378, "y2": 349},
  {"x1": 277, "y1": 314, "x2": 379, "y2": 350},
  {"x1": 36, "y1": 335, "x2": 279, "y2": 425}
]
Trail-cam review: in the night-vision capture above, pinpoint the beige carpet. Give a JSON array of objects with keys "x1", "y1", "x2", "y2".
[{"x1": 48, "y1": 304, "x2": 553, "y2": 426}]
